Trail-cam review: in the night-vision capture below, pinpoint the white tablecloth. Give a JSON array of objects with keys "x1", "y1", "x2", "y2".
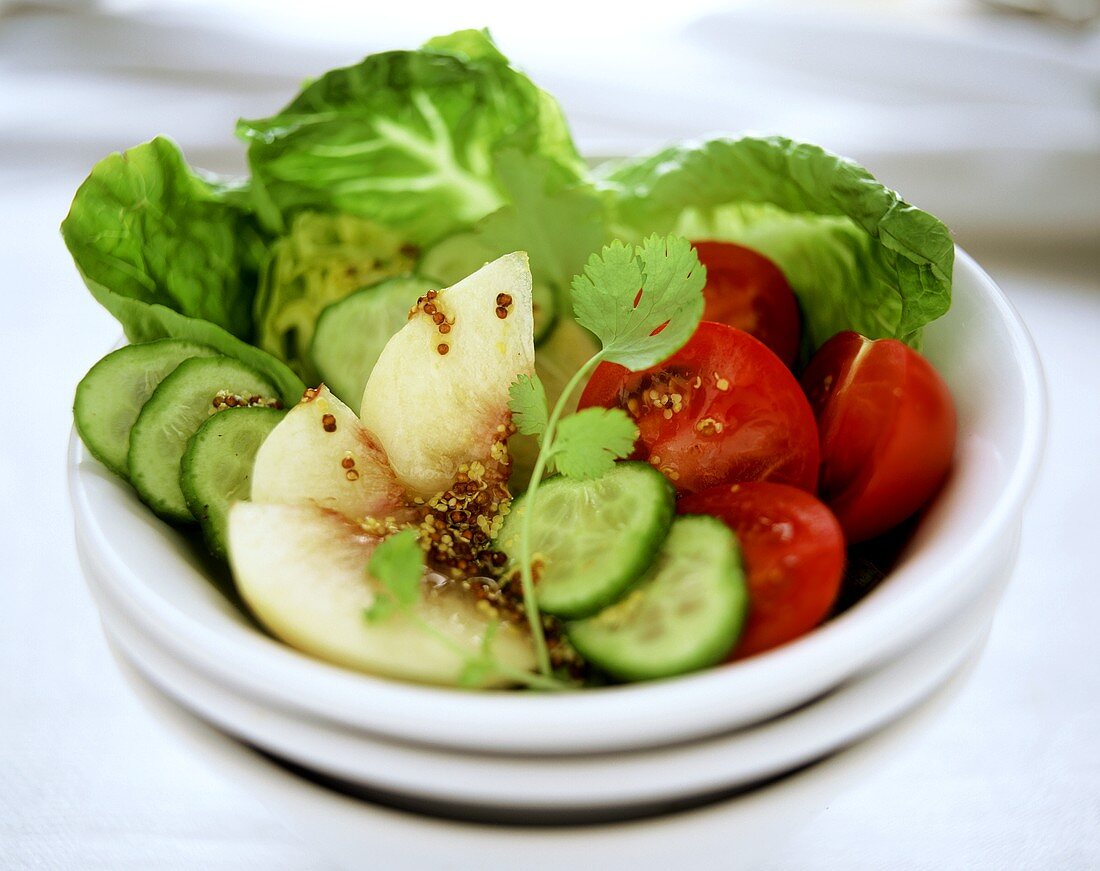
[{"x1": 2, "y1": 4, "x2": 1098, "y2": 868}]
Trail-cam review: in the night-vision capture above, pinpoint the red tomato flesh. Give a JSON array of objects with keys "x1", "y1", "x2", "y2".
[
  {"x1": 801, "y1": 331, "x2": 956, "y2": 543},
  {"x1": 693, "y1": 240, "x2": 801, "y2": 368},
  {"x1": 578, "y1": 322, "x2": 820, "y2": 496},
  {"x1": 679, "y1": 482, "x2": 845, "y2": 659}
]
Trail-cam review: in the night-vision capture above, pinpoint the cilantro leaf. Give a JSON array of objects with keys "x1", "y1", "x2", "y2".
[
  {"x1": 362, "y1": 597, "x2": 399, "y2": 624},
  {"x1": 457, "y1": 658, "x2": 496, "y2": 688},
  {"x1": 509, "y1": 373, "x2": 549, "y2": 439},
  {"x1": 571, "y1": 234, "x2": 705, "y2": 371},
  {"x1": 367, "y1": 528, "x2": 424, "y2": 609},
  {"x1": 456, "y1": 621, "x2": 502, "y2": 688},
  {"x1": 551, "y1": 407, "x2": 638, "y2": 480}
]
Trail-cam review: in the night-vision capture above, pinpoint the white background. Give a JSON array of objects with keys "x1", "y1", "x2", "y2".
[{"x1": 1, "y1": 1, "x2": 1098, "y2": 867}]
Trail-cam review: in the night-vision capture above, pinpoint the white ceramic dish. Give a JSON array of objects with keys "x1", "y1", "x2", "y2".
[
  {"x1": 82, "y1": 528, "x2": 1014, "y2": 818},
  {"x1": 109, "y1": 640, "x2": 985, "y2": 871},
  {"x1": 68, "y1": 247, "x2": 1046, "y2": 754}
]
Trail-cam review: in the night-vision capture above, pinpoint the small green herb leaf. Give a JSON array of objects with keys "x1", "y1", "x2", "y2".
[
  {"x1": 457, "y1": 658, "x2": 496, "y2": 688},
  {"x1": 368, "y1": 528, "x2": 424, "y2": 609},
  {"x1": 456, "y1": 621, "x2": 502, "y2": 688},
  {"x1": 509, "y1": 373, "x2": 549, "y2": 439},
  {"x1": 571, "y1": 234, "x2": 705, "y2": 371},
  {"x1": 362, "y1": 597, "x2": 399, "y2": 624},
  {"x1": 551, "y1": 407, "x2": 638, "y2": 480}
]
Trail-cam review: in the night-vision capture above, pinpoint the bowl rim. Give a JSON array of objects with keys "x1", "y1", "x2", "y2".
[
  {"x1": 68, "y1": 246, "x2": 1047, "y2": 754},
  {"x1": 110, "y1": 634, "x2": 983, "y2": 855},
  {"x1": 86, "y1": 534, "x2": 1008, "y2": 810}
]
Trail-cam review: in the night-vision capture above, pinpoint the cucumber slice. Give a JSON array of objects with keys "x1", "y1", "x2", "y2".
[
  {"x1": 73, "y1": 339, "x2": 217, "y2": 479},
  {"x1": 420, "y1": 232, "x2": 557, "y2": 343},
  {"x1": 181, "y1": 406, "x2": 285, "y2": 561},
  {"x1": 128, "y1": 357, "x2": 280, "y2": 521},
  {"x1": 496, "y1": 462, "x2": 675, "y2": 619},
  {"x1": 310, "y1": 275, "x2": 436, "y2": 407},
  {"x1": 567, "y1": 515, "x2": 748, "y2": 682}
]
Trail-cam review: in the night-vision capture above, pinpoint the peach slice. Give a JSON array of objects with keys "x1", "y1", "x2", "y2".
[
  {"x1": 359, "y1": 252, "x2": 535, "y2": 498},
  {"x1": 250, "y1": 385, "x2": 404, "y2": 521},
  {"x1": 229, "y1": 502, "x2": 536, "y2": 686}
]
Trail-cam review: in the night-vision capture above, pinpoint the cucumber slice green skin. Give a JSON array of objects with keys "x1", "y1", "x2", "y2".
[
  {"x1": 420, "y1": 232, "x2": 558, "y2": 344},
  {"x1": 496, "y1": 462, "x2": 676, "y2": 619},
  {"x1": 567, "y1": 515, "x2": 749, "y2": 682},
  {"x1": 181, "y1": 406, "x2": 285, "y2": 561},
  {"x1": 73, "y1": 339, "x2": 218, "y2": 479},
  {"x1": 310, "y1": 275, "x2": 436, "y2": 407},
  {"x1": 128, "y1": 356, "x2": 279, "y2": 522}
]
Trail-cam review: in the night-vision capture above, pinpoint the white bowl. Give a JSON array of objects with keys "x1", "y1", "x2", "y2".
[
  {"x1": 68, "y1": 247, "x2": 1045, "y2": 754},
  {"x1": 82, "y1": 526, "x2": 1015, "y2": 820},
  {"x1": 109, "y1": 640, "x2": 986, "y2": 871}
]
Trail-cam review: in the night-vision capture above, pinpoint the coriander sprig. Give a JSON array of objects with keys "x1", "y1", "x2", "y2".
[
  {"x1": 364, "y1": 529, "x2": 571, "y2": 691},
  {"x1": 508, "y1": 234, "x2": 706, "y2": 676}
]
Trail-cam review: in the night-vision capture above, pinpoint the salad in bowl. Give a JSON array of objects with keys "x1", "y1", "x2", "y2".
[{"x1": 67, "y1": 30, "x2": 957, "y2": 692}]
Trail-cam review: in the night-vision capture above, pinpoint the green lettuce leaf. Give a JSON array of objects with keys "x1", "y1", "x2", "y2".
[
  {"x1": 62, "y1": 136, "x2": 303, "y2": 404},
  {"x1": 253, "y1": 211, "x2": 417, "y2": 378},
  {"x1": 422, "y1": 30, "x2": 586, "y2": 181},
  {"x1": 599, "y1": 136, "x2": 953, "y2": 348},
  {"x1": 61, "y1": 137, "x2": 262, "y2": 340},
  {"x1": 237, "y1": 30, "x2": 585, "y2": 245}
]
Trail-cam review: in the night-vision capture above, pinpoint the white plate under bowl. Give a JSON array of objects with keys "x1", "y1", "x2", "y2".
[
  {"x1": 68, "y1": 247, "x2": 1045, "y2": 755},
  {"x1": 82, "y1": 526, "x2": 1015, "y2": 820},
  {"x1": 109, "y1": 640, "x2": 985, "y2": 871}
]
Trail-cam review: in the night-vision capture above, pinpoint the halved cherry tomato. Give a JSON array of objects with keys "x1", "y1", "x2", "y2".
[
  {"x1": 578, "y1": 322, "x2": 819, "y2": 495},
  {"x1": 693, "y1": 240, "x2": 801, "y2": 368},
  {"x1": 679, "y1": 482, "x2": 845, "y2": 659},
  {"x1": 801, "y1": 331, "x2": 956, "y2": 543}
]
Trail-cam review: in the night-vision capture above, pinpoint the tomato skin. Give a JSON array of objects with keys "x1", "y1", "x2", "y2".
[
  {"x1": 578, "y1": 322, "x2": 819, "y2": 496},
  {"x1": 801, "y1": 331, "x2": 956, "y2": 544},
  {"x1": 679, "y1": 482, "x2": 844, "y2": 658},
  {"x1": 693, "y1": 241, "x2": 801, "y2": 367}
]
